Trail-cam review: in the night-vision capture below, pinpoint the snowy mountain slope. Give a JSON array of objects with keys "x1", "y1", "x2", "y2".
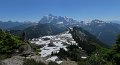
[
  {"x1": 39, "y1": 14, "x2": 80, "y2": 26},
  {"x1": 30, "y1": 31, "x2": 85, "y2": 64}
]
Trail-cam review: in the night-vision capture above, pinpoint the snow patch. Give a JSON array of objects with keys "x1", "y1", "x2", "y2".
[{"x1": 30, "y1": 31, "x2": 79, "y2": 64}]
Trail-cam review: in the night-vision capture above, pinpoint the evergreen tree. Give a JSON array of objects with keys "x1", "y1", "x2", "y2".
[{"x1": 22, "y1": 32, "x2": 26, "y2": 41}]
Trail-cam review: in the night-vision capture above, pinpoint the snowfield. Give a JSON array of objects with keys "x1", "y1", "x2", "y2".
[{"x1": 30, "y1": 31, "x2": 79, "y2": 64}]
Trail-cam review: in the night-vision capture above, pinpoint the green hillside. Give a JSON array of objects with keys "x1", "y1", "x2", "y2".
[{"x1": 0, "y1": 29, "x2": 27, "y2": 60}]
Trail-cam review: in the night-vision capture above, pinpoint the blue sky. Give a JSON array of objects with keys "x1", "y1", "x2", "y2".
[{"x1": 0, "y1": 0, "x2": 120, "y2": 22}]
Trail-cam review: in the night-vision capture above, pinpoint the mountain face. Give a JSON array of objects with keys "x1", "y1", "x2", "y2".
[
  {"x1": 0, "y1": 21, "x2": 23, "y2": 29},
  {"x1": 39, "y1": 14, "x2": 80, "y2": 27},
  {"x1": 39, "y1": 15, "x2": 120, "y2": 46},
  {"x1": 69, "y1": 27, "x2": 107, "y2": 53},
  {"x1": 80, "y1": 19, "x2": 120, "y2": 46},
  {"x1": 24, "y1": 23, "x2": 66, "y2": 39},
  {"x1": 9, "y1": 22, "x2": 37, "y2": 30},
  {"x1": 10, "y1": 23, "x2": 66, "y2": 39}
]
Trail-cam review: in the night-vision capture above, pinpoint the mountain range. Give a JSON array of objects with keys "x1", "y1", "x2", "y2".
[
  {"x1": 0, "y1": 14, "x2": 120, "y2": 47},
  {"x1": 80, "y1": 19, "x2": 120, "y2": 46},
  {"x1": 0, "y1": 21, "x2": 23, "y2": 29},
  {"x1": 38, "y1": 14, "x2": 120, "y2": 46}
]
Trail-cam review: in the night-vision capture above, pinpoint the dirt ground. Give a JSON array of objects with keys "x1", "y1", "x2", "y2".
[{"x1": 60, "y1": 61, "x2": 77, "y2": 65}]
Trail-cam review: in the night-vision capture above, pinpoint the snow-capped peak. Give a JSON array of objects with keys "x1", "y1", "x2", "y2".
[
  {"x1": 39, "y1": 14, "x2": 79, "y2": 25},
  {"x1": 91, "y1": 19, "x2": 106, "y2": 24}
]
